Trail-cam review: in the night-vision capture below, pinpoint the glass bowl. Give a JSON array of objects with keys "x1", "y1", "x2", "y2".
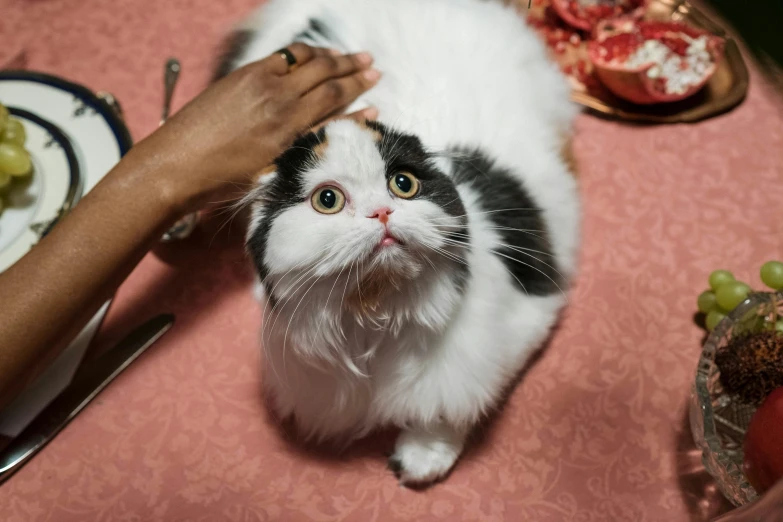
[{"x1": 690, "y1": 290, "x2": 783, "y2": 506}]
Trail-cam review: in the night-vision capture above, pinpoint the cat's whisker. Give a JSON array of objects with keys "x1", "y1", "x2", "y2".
[
  {"x1": 267, "y1": 264, "x2": 324, "y2": 367},
  {"x1": 431, "y1": 238, "x2": 530, "y2": 295},
  {"x1": 262, "y1": 245, "x2": 332, "y2": 315},
  {"x1": 282, "y1": 267, "x2": 327, "y2": 361},
  {"x1": 436, "y1": 195, "x2": 463, "y2": 210},
  {"x1": 426, "y1": 208, "x2": 541, "y2": 221},
  {"x1": 264, "y1": 265, "x2": 316, "y2": 346},
  {"x1": 421, "y1": 251, "x2": 438, "y2": 272},
  {"x1": 314, "y1": 263, "x2": 349, "y2": 341},
  {"x1": 441, "y1": 234, "x2": 556, "y2": 259},
  {"x1": 262, "y1": 246, "x2": 333, "y2": 344},
  {"x1": 340, "y1": 259, "x2": 356, "y2": 312},
  {"x1": 423, "y1": 241, "x2": 531, "y2": 297},
  {"x1": 208, "y1": 195, "x2": 251, "y2": 208},
  {"x1": 491, "y1": 250, "x2": 566, "y2": 298},
  {"x1": 431, "y1": 224, "x2": 547, "y2": 241},
  {"x1": 211, "y1": 198, "x2": 256, "y2": 245},
  {"x1": 440, "y1": 235, "x2": 564, "y2": 291},
  {"x1": 260, "y1": 253, "x2": 321, "y2": 380},
  {"x1": 499, "y1": 264, "x2": 529, "y2": 296},
  {"x1": 205, "y1": 179, "x2": 260, "y2": 192},
  {"x1": 420, "y1": 241, "x2": 470, "y2": 267},
  {"x1": 432, "y1": 249, "x2": 470, "y2": 267},
  {"x1": 262, "y1": 257, "x2": 328, "y2": 389},
  {"x1": 482, "y1": 227, "x2": 547, "y2": 241},
  {"x1": 353, "y1": 258, "x2": 367, "y2": 328}
]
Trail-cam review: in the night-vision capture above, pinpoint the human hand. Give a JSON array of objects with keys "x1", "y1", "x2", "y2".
[{"x1": 128, "y1": 43, "x2": 380, "y2": 213}]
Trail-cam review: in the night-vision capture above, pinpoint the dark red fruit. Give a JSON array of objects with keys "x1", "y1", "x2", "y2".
[
  {"x1": 588, "y1": 20, "x2": 724, "y2": 104},
  {"x1": 551, "y1": 0, "x2": 646, "y2": 31},
  {"x1": 744, "y1": 387, "x2": 783, "y2": 494}
]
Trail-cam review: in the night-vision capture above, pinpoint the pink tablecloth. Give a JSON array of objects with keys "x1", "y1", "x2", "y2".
[{"x1": 2, "y1": 0, "x2": 783, "y2": 520}]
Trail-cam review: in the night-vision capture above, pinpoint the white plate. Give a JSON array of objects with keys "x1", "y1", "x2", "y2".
[
  {"x1": 0, "y1": 71, "x2": 132, "y2": 273},
  {"x1": 0, "y1": 72, "x2": 132, "y2": 437},
  {"x1": 0, "y1": 108, "x2": 80, "y2": 260}
]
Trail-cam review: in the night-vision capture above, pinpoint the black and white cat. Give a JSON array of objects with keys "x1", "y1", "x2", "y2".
[{"x1": 221, "y1": 0, "x2": 580, "y2": 486}]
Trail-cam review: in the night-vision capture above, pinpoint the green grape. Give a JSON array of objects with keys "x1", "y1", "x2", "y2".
[
  {"x1": 1, "y1": 118, "x2": 25, "y2": 146},
  {"x1": 0, "y1": 104, "x2": 8, "y2": 135},
  {"x1": 0, "y1": 171, "x2": 10, "y2": 193},
  {"x1": 776, "y1": 320, "x2": 783, "y2": 333},
  {"x1": 715, "y1": 281, "x2": 752, "y2": 311},
  {"x1": 0, "y1": 143, "x2": 31, "y2": 176},
  {"x1": 706, "y1": 310, "x2": 726, "y2": 331},
  {"x1": 709, "y1": 270, "x2": 735, "y2": 291},
  {"x1": 760, "y1": 261, "x2": 783, "y2": 290},
  {"x1": 697, "y1": 290, "x2": 717, "y2": 313}
]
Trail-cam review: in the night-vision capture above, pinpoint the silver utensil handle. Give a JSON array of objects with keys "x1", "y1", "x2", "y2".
[
  {"x1": 161, "y1": 58, "x2": 180, "y2": 125},
  {"x1": 158, "y1": 58, "x2": 199, "y2": 242},
  {"x1": 0, "y1": 314, "x2": 174, "y2": 485}
]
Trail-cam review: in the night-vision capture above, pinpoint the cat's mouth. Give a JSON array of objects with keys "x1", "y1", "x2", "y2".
[
  {"x1": 381, "y1": 233, "x2": 400, "y2": 247},
  {"x1": 373, "y1": 231, "x2": 403, "y2": 253}
]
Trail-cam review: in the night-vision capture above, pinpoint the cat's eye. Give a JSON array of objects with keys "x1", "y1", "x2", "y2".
[
  {"x1": 389, "y1": 172, "x2": 420, "y2": 199},
  {"x1": 311, "y1": 186, "x2": 346, "y2": 214}
]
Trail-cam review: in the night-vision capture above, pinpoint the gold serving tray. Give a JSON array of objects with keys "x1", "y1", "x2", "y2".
[{"x1": 570, "y1": 0, "x2": 750, "y2": 123}]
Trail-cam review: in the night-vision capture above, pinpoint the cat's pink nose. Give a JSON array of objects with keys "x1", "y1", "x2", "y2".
[{"x1": 368, "y1": 207, "x2": 394, "y2": 225}]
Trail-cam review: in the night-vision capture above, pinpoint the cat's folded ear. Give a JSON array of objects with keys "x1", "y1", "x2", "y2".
[
  {"x1": 247, "y1": 164, "x2": 279, "y2": 204},
  {"x1": 255, "y1": 164, "x2": 278, "y2": 184}
]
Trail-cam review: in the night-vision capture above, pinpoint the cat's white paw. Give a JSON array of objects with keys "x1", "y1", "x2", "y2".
[{"x1": 389, "y1": 426, "x2": 465, "y2": 487}]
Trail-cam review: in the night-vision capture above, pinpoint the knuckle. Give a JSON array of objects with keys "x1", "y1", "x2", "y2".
[
  {"x1": 323, "y1": 80, "x2": 345, "y2": 100},
  {"x1": 288, "y1": 42, "x2": 309, "y2": 57},
  {"x1": 326, "y1": 55, "x2": 341, "y2": 72},
  {"x1": 313, "y1": 55, "x2": 339, "y2": 74}
]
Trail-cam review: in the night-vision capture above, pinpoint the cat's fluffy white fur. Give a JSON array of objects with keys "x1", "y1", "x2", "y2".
[{"x1": 234, "y1": 0, "x2": 580, "y2": 485}]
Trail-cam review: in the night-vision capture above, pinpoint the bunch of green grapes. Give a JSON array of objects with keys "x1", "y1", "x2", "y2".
[
  {"x1": 698, "y1": 261, "x2": 783, "y2": 331},
  {"x1": 0, "y1": 102, "x2": 33, "y2": 214}
]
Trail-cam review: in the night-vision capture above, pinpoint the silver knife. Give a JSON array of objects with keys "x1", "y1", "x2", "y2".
[{"x1": 0, "y1": 313, "x2": 175, "y2": 485}]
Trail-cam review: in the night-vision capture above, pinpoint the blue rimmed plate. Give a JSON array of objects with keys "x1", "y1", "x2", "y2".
[{"x1": 0, "y1": 71, "x2": 133, "y2": 273}]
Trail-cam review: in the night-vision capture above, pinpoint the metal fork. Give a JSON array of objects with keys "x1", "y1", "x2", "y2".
[{"x1": 159, "y1": 58, "x2": 199, "y2": 242}]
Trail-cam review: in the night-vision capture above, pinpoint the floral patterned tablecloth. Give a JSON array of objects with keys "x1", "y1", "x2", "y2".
[{"x1": 1, "y1": 0, "x2": 782, "y2": 520}]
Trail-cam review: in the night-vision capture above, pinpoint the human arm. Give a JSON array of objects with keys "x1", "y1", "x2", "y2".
[{"x1": 0, "y1": 43, "x2": 380, "y2": 409}]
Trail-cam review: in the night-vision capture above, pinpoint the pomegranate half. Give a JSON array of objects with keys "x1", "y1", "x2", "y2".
[
  {"x1": 551, "y1": 0, "x2": 647, "y2": 32},
  {"x1": 588, "y1": 20, "x2": 725, "y2": 104}
]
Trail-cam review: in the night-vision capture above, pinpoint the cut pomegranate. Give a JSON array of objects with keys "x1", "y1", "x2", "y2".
[
  {"x1": 592, "y1": 15, "x2": 638, "y2": 41},
  {"x1": 551, "y1": 0, "x2": 646, "y2": 31},
  {"x1": 527, "y1": 2, "x2": 597, "y2": 91},
  {"x1": 588, "y1": 20, "x2": 724, "y2": 104}
]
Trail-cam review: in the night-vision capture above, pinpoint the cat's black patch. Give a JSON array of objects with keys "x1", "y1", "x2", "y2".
[
  {"x1": 296, "y1": 18, "x2": 350, "y2": 51},
  {"x1": 367, "y1": 121, "x2": 471, "y2": 280},
  {"x1": 246, "y1": 128, "x2": 326, "y2": 282},
  {"x1": 367, "y1": 121, "x2": 466, "y2": 223},
  {"x1": 296, "y1": 18, "x2": 332, "y2": 44},
  {"x1": 212, "y1": 30, "x2": 254, "y2": 82},
  {"x1": 450, "y1": 147, "x2": 561, "y2": 296}
]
